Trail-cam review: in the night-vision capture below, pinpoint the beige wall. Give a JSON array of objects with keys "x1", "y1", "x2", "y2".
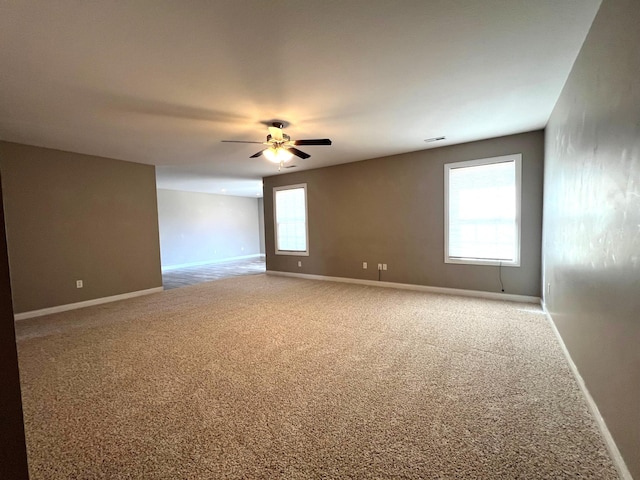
[
  {"x1": 0, "y1": 141, "x2": 162, "y2": 313},
  {"x1": 264, "y1": 131, "x2": 544, "y2": 297},
  {"x1": 543, "y1": 0, "x2": 640, "y2": 476},
  {"x1": 157, "y1": 189, "x2": 261, "y2": 268}
]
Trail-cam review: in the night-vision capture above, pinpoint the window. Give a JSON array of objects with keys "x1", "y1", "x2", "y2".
[
  {"x1": 444, "y1": 154, "x2": 521, "y2": 266},
  {"x1": 273, "y1": 184, "x2": 309, "y2": 256}
]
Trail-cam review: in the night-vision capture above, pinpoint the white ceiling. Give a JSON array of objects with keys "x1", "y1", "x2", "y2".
[{"x1": 0, "y1": 0, "x2": 601, "y2": 197}]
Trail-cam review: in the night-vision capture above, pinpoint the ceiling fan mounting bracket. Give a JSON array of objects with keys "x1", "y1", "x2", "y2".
[{"x1": 260, "y1": 119, "x2": 289, "y2": 129}]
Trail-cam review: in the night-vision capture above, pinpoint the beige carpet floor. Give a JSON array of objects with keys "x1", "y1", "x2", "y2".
[{"x1": 15, "y1": 275, "x2": 618, "y2": 479}]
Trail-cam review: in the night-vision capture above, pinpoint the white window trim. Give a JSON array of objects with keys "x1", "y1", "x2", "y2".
[
  {"x1": 444, "y1": 153, "x2": 522, "y2": 267},
  {"x1": 273, "y1": 183, "x2": 309, "y2": 256}
]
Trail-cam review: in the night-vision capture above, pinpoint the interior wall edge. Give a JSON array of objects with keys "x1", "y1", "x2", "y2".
[{"x1": 0, "y1": 171, "x2": 29, "y2": 479}]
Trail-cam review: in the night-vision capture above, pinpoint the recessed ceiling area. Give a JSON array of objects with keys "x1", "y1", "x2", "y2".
[{"x1": 0, "y1": 1, "x2": 602, "y2": 197}]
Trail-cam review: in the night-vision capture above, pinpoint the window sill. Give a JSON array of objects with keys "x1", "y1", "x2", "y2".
[
  {"x1": 275, "y1": 250, "x2": 309, "y2": 257},
  {"x1": 445, "y1": 258, "x2": 520, "y2": 267}
]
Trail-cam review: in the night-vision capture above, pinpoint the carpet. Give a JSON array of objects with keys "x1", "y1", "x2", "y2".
[
  {"x1": 162, "y1": 257, "x2": 265, "y2": 290},
  {"x1": 15, "y1": 275, "x2": 619, "y2": 479}
]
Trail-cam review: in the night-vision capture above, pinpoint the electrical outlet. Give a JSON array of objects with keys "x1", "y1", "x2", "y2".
[
  {"x1": 382, "y1": 264, "x2": 387, "y2": 271},
  {"x1": 76, "y1": 280, "x2": 83, "y2": 289},
  {"x1": 297, "y1": 261, "x2": 302, "y2": 267},
  {"x1": 362, "y1": 262, "x2": 367, "y2": 269},
  {"x1": 377, "y1": 263, "x2": 382, "y2": 270},
  {"x1": 547, "y1": 283, "x2": 551, "y2": 294}
]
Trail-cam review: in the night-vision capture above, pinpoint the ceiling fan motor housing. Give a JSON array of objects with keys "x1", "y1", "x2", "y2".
[{"x1": 267, "y1": 134, "x2": 290, "y2": 144}]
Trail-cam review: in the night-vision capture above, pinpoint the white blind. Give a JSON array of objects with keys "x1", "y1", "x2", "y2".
[
  {"x1": 275, "y1": 187, "x2": 307, "y2": 252},
  {"x1": 448, "y1": 160, "x2": 517, "y2": 262}
]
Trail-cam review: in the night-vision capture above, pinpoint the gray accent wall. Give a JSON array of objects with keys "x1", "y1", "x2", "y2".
[
  {"x1": 264, "y1": 131, "x2": 544, "y2": 297},
  {"x1": 0, "y1": 141, "x2": 163, "y2": 314},
  {"x1": 542, "y1": 0, "x2": 640, "y2": 476},
  {"x1": 157, "y1": 189, "x2": 261, "y2": 268}
]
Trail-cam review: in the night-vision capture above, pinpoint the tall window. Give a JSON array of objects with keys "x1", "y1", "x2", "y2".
[
  {"x1": 444, "y1": 154, "x2": 521, "y2": 266},
  {"x1": 274, "y1": 184, "x2": 309, "y2": 256}
]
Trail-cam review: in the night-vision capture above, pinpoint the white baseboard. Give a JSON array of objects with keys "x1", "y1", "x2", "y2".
[
  {"x1": 14, "y1": 287, "x2": 164, "y2": 321},
  {"x1": 541, "y1": 301, "x2": 633, "y2": 480},
  {"x1": 267, "y1": 270, "x2": 540, "y2": 303},
  {"x1": 161, "y1": 254, "x2": 264, "y2": 272}
]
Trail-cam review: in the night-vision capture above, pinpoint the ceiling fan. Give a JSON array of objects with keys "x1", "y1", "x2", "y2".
[{"x1": 222, "y1": 121, "x2": 332, "y2": 169}]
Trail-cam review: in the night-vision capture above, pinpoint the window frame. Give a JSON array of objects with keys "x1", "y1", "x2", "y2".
[
  {"x1": 273, "y1": 183, "x2": 309, "y2": 256},
  {"x1": 444, "y1": 153, "x2": 522, "y2": 267}
]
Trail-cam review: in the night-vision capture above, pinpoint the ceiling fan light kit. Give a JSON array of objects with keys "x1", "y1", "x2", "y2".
[
  {"x1": 222, "y1": 121, "x2": 332, "y2": 170},
  {"x1": 263, "y1": 146, "x2": 293, "y2": 163}
]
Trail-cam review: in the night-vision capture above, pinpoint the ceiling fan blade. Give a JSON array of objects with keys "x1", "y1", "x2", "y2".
[
  {"x1": 292, "y1": 139, "x2": 332, "y2": 146},
  {"x1": 250, "y1": 150, "x2": 265, "y2": 158},
  {"x1": 268, "y1": 126, "x2": 284, "y2": 142},
  {"x1": 287, "y1": 147, "x2": 311, "y2": 159},
  {"x1": 221, "y1": 140, "x2": 264, "y2": 144}
]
